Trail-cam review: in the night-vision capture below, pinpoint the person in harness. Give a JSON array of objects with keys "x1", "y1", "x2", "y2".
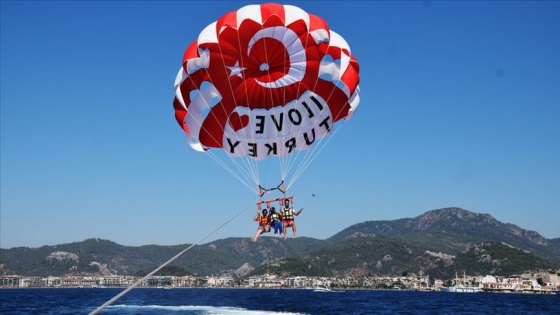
[
  {"x1": 269, "y1": 207, "x2": 283, "y2": 237},
  {"x1": 281, "y1": 199, "x2": 302, "y2": 239},
  {"x1": 252, "y1": 208, "x2": 271, "y2": 242}
]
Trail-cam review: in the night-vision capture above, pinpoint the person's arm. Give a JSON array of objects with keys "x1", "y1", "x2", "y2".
[{"x1": 296, "y1": 208, "x2": 303, "y2": 215}]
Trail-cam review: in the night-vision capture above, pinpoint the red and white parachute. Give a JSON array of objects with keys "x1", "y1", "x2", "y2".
[{"x1": 173, "y1": 3, "x2": 360, "y2": 196}]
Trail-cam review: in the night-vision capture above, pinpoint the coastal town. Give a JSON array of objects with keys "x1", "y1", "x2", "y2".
[{"x1": 1, "y1": 272, "x2": 558, "y2": 294}]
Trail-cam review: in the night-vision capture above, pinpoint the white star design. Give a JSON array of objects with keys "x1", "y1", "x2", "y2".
[{"x1": 227, "y1": 61, "x2": 247, "y2": 78}]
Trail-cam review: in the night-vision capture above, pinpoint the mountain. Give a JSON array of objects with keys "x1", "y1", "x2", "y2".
[
  {"x1": 328, "y1": 207, "x2": 560, "y2": 265},
  {"x1": 0, "y1": 237, "x2": 324, "y2": 277},
  {"x1": 249, "y1": 239, "x2": 555, "y2": 279},
  {"x1": 1, "y1": 207, "x2": 558, "y2": 278}
]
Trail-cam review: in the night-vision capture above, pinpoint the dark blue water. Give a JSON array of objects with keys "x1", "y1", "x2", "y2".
[{"x1": 0, "y1": 288, "x2": 557, "y2": 314}]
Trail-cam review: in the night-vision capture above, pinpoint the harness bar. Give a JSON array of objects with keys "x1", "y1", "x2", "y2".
[{"x1": 256, "y1": 195, "x2": 293, "y2": 211}]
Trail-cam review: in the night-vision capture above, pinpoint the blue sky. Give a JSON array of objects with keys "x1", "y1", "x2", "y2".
[{"x1": 1, "y1": 1, "x2": 559, "y2": 249}]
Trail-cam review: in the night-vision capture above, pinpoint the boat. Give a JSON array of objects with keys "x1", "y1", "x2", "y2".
[
  {"x1": 440, "y1": 284, "x2": 482, "y2": 293},
  {"x1": 313, "y1": 286, "x2": 332, "y2": 292},
  {"x1": 440, "y1": 272, "x2": 482, "y2": 293}
]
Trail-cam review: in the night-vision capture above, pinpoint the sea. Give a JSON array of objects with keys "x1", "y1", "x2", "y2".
[{"x1": 0, "y1": 288, "x2": 557, "y2": 315}]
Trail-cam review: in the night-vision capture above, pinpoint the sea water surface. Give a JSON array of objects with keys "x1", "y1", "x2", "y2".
[{"x1": 0, "y1": 288, "x2": 557, "y2": 314}]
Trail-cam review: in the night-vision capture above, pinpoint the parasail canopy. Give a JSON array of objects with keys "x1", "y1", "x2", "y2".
[{"x1": 173, "y1": 3, "x2": 360, "y2": 196}]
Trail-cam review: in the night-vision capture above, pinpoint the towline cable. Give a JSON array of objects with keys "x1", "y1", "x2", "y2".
[{"x1": 89, "y1": 201, "x2": 256, "y2": 315}]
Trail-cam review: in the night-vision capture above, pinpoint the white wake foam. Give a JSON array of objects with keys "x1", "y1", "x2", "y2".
[{"x1": 108, "y1": 304, "x2": 306, "y2": 314}]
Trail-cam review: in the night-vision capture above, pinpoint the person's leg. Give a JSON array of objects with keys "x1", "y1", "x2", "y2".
[
  {"x1": 274, "y1": 222, "x2": 280, "y2": 236},
  {"x1": 252, "y1": 228, "x2": 263, "y2": 242},
  {"x1": 292, "y1": 222, "x2": 297, "y2": 238}
]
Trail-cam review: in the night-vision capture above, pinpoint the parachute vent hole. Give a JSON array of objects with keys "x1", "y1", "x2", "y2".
[{"x1": 259, "y1": 63, "x2": 270, "y2": 71}]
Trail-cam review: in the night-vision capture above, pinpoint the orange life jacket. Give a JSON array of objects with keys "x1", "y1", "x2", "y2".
[{"x1": 259, "y1": 216, "x2": 269, "y2": 226}]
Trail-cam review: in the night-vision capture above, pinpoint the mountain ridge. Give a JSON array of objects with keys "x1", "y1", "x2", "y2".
[
  {"x1": 328, "y1": 207, "x2": 556, "y2": 260},
  {"x1": 1, "y1": 207, "x2": 558, "y2": 278}
]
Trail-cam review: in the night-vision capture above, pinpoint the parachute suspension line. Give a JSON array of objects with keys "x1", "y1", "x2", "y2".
[
  {"x1": 262, "y1": 15, "x2": 288, "y2": 190},
  {"x1": 179, "y1": 71, "x2": 260, "y2": 194},
  {"x1": 234, "y1": 22, "x2": 262, "y2": 192},
  {"x1": 200, "y1": 22, "x2": 262, "y2": 195},
  {"x1": 280, "y1": 18, "x2": 317, "y2": 188},
  {"x1": 285, "y1": 90, "x2": 349, "y2": 191},
  {"x1": 286, "y1": 42, "x2": 355, "y2": 190},
  {"x1": 89, "y1": 200, "x2": 257, "y2": 315},
  {"x1": 285, "y1": 104, "x2": 341, "y2": 188},
  {"x1": 286, "y1": 122, "x2": 345, "y2": 191},
  {"x1": 177, "y1": 96, "x2": 258, "y2": 195},
  {"x1": 283, "y1": 134, "x2": 324, "y2": 191},
  {"x1": 278, "y1": 15, "x2": 289, "y2": 186},
  {"x1": 180, "y1": 130, "x2": 259, "y2": 195},
  {"x1": 205, "y1": 150, "x2": 260, "y2": 195},
  {"x1": 283, "y1": 28, "x2": 352, "y2": 191},
  {"x1": 244, "y1": 20, "x2": 272, "y2": 192},
  {"x1": 177, "y1": 75, "x2": 258, "y2": 195}
]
